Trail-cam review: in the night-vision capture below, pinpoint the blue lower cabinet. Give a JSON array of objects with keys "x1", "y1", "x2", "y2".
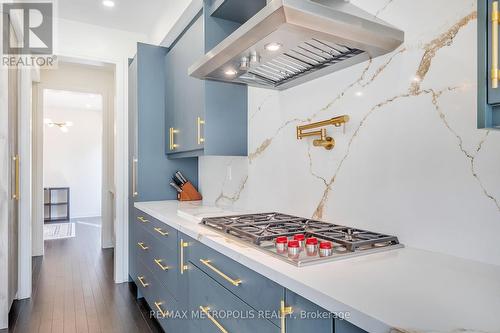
[
  {"x1": 284, "y1": 289, "x2": 367, "y2": 333},
  {"x1": 187, "y1": 235, "x2": 284, "y2": 327},
  {"x1": 142, "y1": 266, "x2": 183, "y2": 332},
  {"x1": 335, "y1": 318, "x2": 368, "y2": 333},
  {"x1": 284, "y1": 290, "x2": 333, "y2": 333},
  {"x1": 187, "y1": 264, "x2": 279, "y2": 333},
  {"x1": 147, "y1": 241, "x2": 179, "y2": 300}
]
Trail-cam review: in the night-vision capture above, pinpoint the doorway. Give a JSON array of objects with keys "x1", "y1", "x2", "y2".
[
  {"x1": 32, "y1": 61, "x2": 116, "y2": 253},
  {"x1": 42, "y1": 89, "x2": 104, "y2": 241}
]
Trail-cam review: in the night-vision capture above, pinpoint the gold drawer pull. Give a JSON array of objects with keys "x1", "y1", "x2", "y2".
[
  {"x1": 493, "y1": 1, "x2": 500, "y2": 88},
  {"x1": 169, "y1": 127, "x2": 179, "y2": 150},
  {"x1": 200, "y1": 306, "x2": 228, "y2": 333},
  {"x1": 199, "y1": 259, "x2": 242, "y2": 286},
  {"x1": 12, "y1": 155, "x2": 20, "y2": 200},
  {"x1": 280, "y1": 300, "x2": 293, "y2": 333},
  {"x1": 137, "y1": 216, "x2": 149, "y2": 223},
  {"x1": 180, "y1": 240, "x2": 188, "y2": 274},
  {"x1": 154, "y1": 259, "x2": 169, "y2": 271},
  {"x1": 132, "y1": 157, "x2": 138, "y2": 197},
  {"x1": 154, "y1": 301, "x2": 168, "y2": 318},
  {"x1": 137, "y1": 276, "x2": 149, "y2": 288},
  {"x1": 197, "y1": 117, "x2": 205, "y2": 145},
  {"x1": 137, "y1": 242, "x2": 149, "y2": 250},
  {"x1": 154, "y1": 227, "x2": 168, "y2": 236}
]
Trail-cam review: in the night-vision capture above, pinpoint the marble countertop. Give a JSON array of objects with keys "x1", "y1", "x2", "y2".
[{"x1": 135, "y1": 200, "x2": 500, "y2": 333}]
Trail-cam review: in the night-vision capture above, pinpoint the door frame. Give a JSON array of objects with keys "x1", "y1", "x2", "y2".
[
  {"x1": 29, "y1": 54, "x2": 130, "y2": 284},
  {"x1": 32, "y1": 61, "x2": 115, "y2": 248}
]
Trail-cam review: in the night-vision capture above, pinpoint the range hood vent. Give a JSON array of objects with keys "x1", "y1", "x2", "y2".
[{"x1": 189, "y1": 0, "x2": 404, "y2": 90}]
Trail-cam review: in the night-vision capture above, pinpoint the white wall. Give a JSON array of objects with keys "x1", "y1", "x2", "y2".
[
  {"x1": 199, "y1": 0, "x2": 500, "y2": 266},
  {"x1": 43, "y1": 102, "x2": 103, "y2": 218}
]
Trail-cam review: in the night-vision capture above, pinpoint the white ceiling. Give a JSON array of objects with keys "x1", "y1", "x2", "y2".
[
  {"x1": 44, "y1": 89, "x2": 103, "y2": 111},
  {"x1": 57, "y1": 0, "x2": 183, "y2": 35}
]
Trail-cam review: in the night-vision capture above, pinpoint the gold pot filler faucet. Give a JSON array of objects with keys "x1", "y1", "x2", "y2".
[{"x1": 296, "y1": 115, "x2": 350, "y2": 150}]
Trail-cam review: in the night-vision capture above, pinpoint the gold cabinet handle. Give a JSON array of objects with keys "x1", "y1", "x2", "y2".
[
  {"x1": 137, "y1": 216, "x2": 149, "y2": 223},
  {"x1": 154, "y1": 259, "x2": 169, "y2": 271},
  {"x1": 280, "y1": 300, "x2": 293, "y2": 333},
  {"x1": 493, "y1": 1, "x2": 499, "y2": 88},
  {"x1": 137, "y1": 276, "x2": 149, "y2": 288},
  {"x1": 199, "y1": 306, "x2": 228, "y2": 333},
  {"x1": 132, "y1": 158, "x2": 138, "y2": 197},
  {"x1": 169, "y1": 127, "x2": 179, "y2": 150},
  {"x1": 154, "y1": 227, "x2": 168, "y2": 236},
  {"x1": 155, "y1": 301, "x2": 168, "y2": 318},
  {"x1": 180, "y1": 239, "x2": 188, "y2": 274},
  {"x1": 12, "y1": 155, "x2": 19, "y2": 200},
  {"x1": 137, "y1": 242, "x2": 149, "y2": 250},
  {"x1": 199, "y1": 259, "x2": 242, "y2": 286},
  {"x1": 197, "y1": 117, "x2": 205, "y2": 145}
]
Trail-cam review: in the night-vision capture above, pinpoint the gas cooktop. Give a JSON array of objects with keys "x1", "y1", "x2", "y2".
[{"x1": 200, "y1": 213, "x2": 403, "y2": 266}]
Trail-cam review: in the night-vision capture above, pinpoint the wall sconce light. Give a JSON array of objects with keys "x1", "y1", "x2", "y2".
[{"x1": 296, "y1": 115, "x2": 349, "y2": 150}]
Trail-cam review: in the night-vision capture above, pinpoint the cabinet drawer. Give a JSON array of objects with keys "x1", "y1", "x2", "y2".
[
  {"x1": 285, "y1": 289, "x2": 333, "y2": 333},
  {"x1": 134, "y1": 208, "x2": 177, "y2": 251},
  {"x1": 133, "y1": 259, "x2": 183, "y2": 333},
  {"x1": 132, "y1": 257, "x2": 155, "y2": 300},
  {"x1": 187, "y1": 237, "x2": 284, "y2": 327},
  {"x1": 144, "y1": 231, "x2": 180, "y2": 301},
  {"x1": 133, "y1": 224, "x2": 154, "y2": 265},
  {"x1": 188, "y1": 264, "x2": 279, "y2": 333}
]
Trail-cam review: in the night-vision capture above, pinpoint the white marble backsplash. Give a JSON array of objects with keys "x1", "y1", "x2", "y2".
[{"x1": 199, "y1": 0, "x2": 500, "y2": 266}]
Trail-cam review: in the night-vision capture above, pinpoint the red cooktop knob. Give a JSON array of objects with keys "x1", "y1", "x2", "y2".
[
  {"x1": 288, "y1": 240, "x2": 300, "y2": 248},
  {"x1": 306, "y1": 237, "x2": 318, "y2": 245},
  {"x1": 319, "y1": 241, "x2": 332, "y2": 249},
  {"x1": 276, "y1": 236, "x2": 288, "y2": 244},
  {"x1": 293, "y1": 234, "x2": 305, "y2": 241}
]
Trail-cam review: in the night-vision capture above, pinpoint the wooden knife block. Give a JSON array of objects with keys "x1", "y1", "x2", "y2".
[{"x1": 178, "y1": 182, "x2": 202, "y2": 201}]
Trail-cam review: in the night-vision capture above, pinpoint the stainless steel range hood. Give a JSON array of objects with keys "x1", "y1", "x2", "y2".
[{"x1": 189, "y1": 0, "x2": 404, "y2": 90}]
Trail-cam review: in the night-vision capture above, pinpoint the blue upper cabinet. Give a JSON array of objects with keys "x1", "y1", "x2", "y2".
[
  {"x1": 129, "y1": 43, "x2": 198, "y2": 202},
  {"x1": 166, "y1": 1, "x2": 256, "y2": 158},
  {"x1": 479, "y1": 0, "x2": 500, "y2": 129}
]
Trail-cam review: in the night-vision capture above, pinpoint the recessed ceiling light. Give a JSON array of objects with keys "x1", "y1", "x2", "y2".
[
  {"x1": 224, "y1": 69, "x2": 237, "y2": 77},
  {"x1": 265, "y1": 42, "x2": 282, "y2": 52},
  {"x1": 102, "y1": 0, "x2": 115, "y2": 8},
  {"x1": 355, "y1": 91, "x2": 363, "y2": 97}
]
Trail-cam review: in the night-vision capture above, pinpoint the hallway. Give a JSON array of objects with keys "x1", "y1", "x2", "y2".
[{"x1": 5, "y1": 220, "x2": 162, "y2": 333}]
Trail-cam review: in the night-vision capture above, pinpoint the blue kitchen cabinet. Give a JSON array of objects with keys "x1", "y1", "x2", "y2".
[
  {"x1": 478, "y1": 0, "x2": 500, "y2": 128},
  {"x1": 187, "y1": 262, "x2": 280, "y2": 333},
  {"x1": 285, "y1": 289, "x2": 368, "y2": 333},
  {"x1": 284, "y1": 289, "x2": 333, "y2": 333},
  {"x1": 165, "y1": 3, "x2": 248, "y2": 158},
  {"x1": 128, "y1": 43, "x2": 198, "y2": 286}
]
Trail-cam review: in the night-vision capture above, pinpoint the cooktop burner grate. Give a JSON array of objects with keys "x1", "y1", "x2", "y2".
[{"x1": 200, "y1": 212, "x2": 402, "y2": 266}]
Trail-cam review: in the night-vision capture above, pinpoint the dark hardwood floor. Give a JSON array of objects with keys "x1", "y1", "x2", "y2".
[{"x1": 4, "y1": 218, "x2": 163, "y2": 333}]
